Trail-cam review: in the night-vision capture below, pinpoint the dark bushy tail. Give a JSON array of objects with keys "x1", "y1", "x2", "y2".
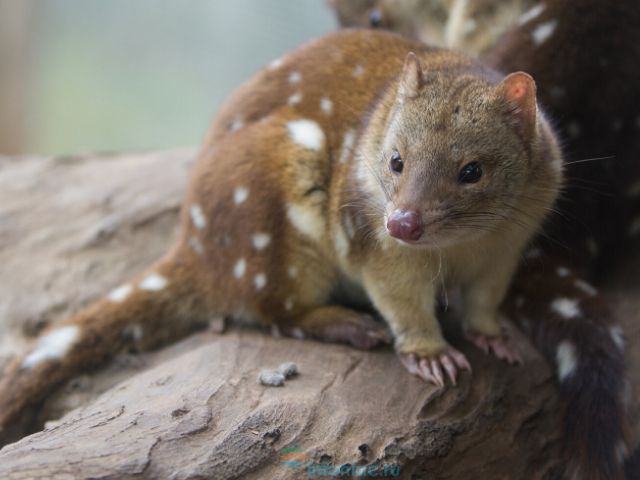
[
  {"x1": 506, "y1": 252, "x2": 630, "y2": 480},
  {"x1": 0, "y1": 247, "x2": 212, "y2": 446}
]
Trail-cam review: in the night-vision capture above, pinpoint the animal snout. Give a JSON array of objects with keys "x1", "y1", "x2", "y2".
[{"x1": 386, "y1": 209, "x2": 424, "y2": 242}]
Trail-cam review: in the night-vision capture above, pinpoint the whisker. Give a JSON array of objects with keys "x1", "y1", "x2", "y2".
[{"x1": 564, "y1": 155, "x2": 615, "y2": 166}]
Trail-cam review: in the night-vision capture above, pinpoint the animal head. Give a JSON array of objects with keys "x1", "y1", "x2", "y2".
[
  {"x1": 328, "y1": 0, "x2": 449, "y2": 47},
  {"x1": 358, "y1": 52, "x2": 557, "y2": 248},
  {"x1": 328, "y1": 0, "x2": 531, "y2": 55}
]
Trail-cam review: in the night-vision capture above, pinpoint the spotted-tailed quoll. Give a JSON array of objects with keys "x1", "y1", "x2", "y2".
[
  {"x1": 328, "y1": 0, "x2": 536, "y2": 56},
  {"x1": 333, "y1": 2, "x2": 638, "y2": 478},
  {"x1": 0, "y1": 30, "x2": 564, "y2": 454}
]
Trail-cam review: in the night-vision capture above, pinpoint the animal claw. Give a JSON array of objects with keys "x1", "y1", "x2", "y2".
[
  {"x1": 399, "y1": 347, "x2": 471, "y2": 387},
  {"x1": 466, "y1": 331, "x2": 523, "y2": 365}
]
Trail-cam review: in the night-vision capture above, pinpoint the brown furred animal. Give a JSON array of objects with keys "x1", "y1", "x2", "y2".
[
  {"x1": 328, "y1": 0, "x2": 535, "y2": 55},
  {"x1": 332, "y1": 2, "x2": 638, "y2": 478},
  {"x1": 0, "y1": 29, "x2": 561, "y2": 462}
]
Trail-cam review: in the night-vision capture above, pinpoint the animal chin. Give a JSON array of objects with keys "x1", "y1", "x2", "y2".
[
  {"x1": 388, "y1": 233, "x2": 440, "y2": 249},
  {"x1": 394, "y1": 238, "x2": 436, "y2": 250}
]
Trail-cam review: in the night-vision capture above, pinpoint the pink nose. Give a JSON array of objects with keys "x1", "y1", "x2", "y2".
[{"x1": 386, "y1": 209, "x2": 424, "y2": 242}]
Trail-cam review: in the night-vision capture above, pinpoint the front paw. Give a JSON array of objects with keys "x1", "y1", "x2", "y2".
[
  {"x1": 398, "y1": 346, "x2": 471, "y2": 388},
  {"x1": 465, "y1": 330, "x2": 523, "y2": 365}
]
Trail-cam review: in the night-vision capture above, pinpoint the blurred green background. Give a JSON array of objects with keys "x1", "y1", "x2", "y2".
[{"x1": 0, "y1": 0, "x2": 336, "y2": 156}]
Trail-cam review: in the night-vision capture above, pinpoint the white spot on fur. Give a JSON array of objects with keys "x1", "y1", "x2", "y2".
[
  {"x1": 108, "y1": 284, "x2": 132, "y2": 303},
  {"x1": 287, "y1": 92, "x2": 302, "y2": 106},
  {"x1": 532, "y1": 20, "x2": 557, "y2": 46},
  {"x1": 320, "y1": 97, "x2": 333, "y2": 115},
  {"x1": 287, "y1": 119, "x2": 325, "y2": 151},
  {"x1": 574, "y1": 279, "x2": 597, "y2": 296},
  {"x1": 139, "y1": 273, "x2": 168, "y2": 291},
  {"x1": 629, "y1": 217, "x2": 640, "y2": 237},
  {"x1": 189, "y1": 235, "x2": 205, "y2": 256},
  {"x1": 234, "y1": 186, "x2": 249, "y2": 205},
  {"x1": 22, "y1": 326, "x2": 80, "y2": 369},
  {"x1": 551, "y1": 298, "x2": 581, "y2": 319},
  {"x1": 284, "y1": 297, "x2": 294, "y2": 311},
  {"x1": 254, "y1": 273, "x2": 267, "y2": 290},
  {"x1": 352, "y1": 65, "x2": 364, "y2": 77},
  {"x1": 234, "y1": 258, "x2": 246, "y2": 279},
  {"x1": 268, "y1": 58, "x2": 283, "y2": 70},
  {"x1": 339, "y1": 130, "x2": 355, "y2": 164},
  {"x1": 556, "y1": 266, "x2": 570, "y2": 277},
  {"x1": 288, "y1": 71, "x2": 301, "y2": 84},
  {"x1": 518, "y1": 3, "x2": 546, "y2": 25},
  {"x1": 288, "y1": 266, "x2": 298, "y2": 278},
  {"x1": 556, "y1": 341, "x2": 578, "y2": 381},
  {"x1": 610, "y1": 326, "x2": 625, "y2": 351},
  {"x1": 189, "y1": 204, "x2": 207, "y2": 230},
  {"x1": 252, "y1": 233, "x2": 271, "y2": 250},
  {"x1": 287, "y1": 202, "x2": 325, "y2": 240},
  {"x1": 229, "y1": 117, "x2": 244, "y2": 132}
]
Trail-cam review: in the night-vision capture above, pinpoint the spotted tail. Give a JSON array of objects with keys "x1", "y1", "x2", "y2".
[
  {"x1": 505, "y1": 251, "x2": 630, "y2": 480},
  {"x1": 0, "y1": 246, "x2": 212, "y2": 446}
]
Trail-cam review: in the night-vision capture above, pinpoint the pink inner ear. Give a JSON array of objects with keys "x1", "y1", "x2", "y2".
[
  {"x1": 506, "y1": 79, "x2": 530, "y2": 102},
  {"x1": 511, "y1": 84, "x2": 526, "y2": 99}
]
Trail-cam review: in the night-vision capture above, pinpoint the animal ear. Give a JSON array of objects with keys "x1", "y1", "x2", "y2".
[
  {"x1": 496, "y1": 72, "x2": 537, "y2": 140},
  {"x1": 398, "y1": 52, "x2": 425, "y2": 101}
]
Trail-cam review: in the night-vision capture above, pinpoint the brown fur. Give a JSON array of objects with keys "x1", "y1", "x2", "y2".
[
  {"x1": 328, "y1": 0, "x2": 535, "y2": 55},
  {"x1": 0, "y1": 30, "x2": 561, "y2": 447}
]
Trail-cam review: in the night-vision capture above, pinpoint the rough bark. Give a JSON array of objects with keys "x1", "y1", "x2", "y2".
[{"x1": 0, "y1": 151, "x2": 637, "y2": 479}]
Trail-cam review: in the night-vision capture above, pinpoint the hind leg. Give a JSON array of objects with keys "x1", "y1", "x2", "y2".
[{"x1": 277, "y1": 306, "x2": 392, "y2": 350}]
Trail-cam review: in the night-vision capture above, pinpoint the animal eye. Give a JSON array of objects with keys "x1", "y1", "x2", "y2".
[
  {"x1": 390, "y1": 150, "x2": 403, "y2": 174},
  {"x1": 369, "y1": 9, "x2": 383, "y2": 28},
  {"x1": 458, "y1": 161, "x2": 483, "y2": 184}
]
